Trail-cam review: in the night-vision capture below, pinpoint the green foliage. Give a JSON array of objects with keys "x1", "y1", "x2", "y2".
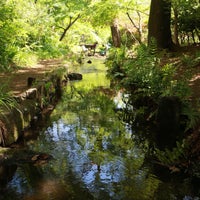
[
  {"x1": 0, "y1": 1, "x2": 18, "y2": 70},
  {"x1": 106, "y1": 43, "x2": 194, "y2": 132},
  {"x1": 13, "y1": 51, "x2": 38, "y2": 67},
  {"x1": 106, "y1": 46, "x2": 127, "y2": 85},
  {"x1": 89, "y1": 0, "x2": 122, "y2": 26},
  {"x1": 0, "y1": 0, "x2": 150, "y2": 71},
  {"x1": 182, "y1": 102, "x2": 200, "y2": 132},
  {"x1": 0, "y1": 85, "x2": 17, "y2": 112},
  {"x1": 0, "y1": 0, "x2": 69, "y2": 70},
  {"x1": 107, "y1": 43, "x2": 191, "y2": 101},
  {"x1": 64, "y1": 86, "x2": 115, "y2": 120},
  {"x1": 172, "y1": 0, "x2": 200, "y2": 44},
  {"x1": 155, "y1": 140, "x2": 188, "y2": 166},
  {"x1": 122, "y1": 45, "x2": 162, "y2": 98},
  {"x1": 181, "y1": 51, "x2": 200, "y2": 68},
  {"x1": 36, "y1": 36, "x2": 67, "y2": 59}
]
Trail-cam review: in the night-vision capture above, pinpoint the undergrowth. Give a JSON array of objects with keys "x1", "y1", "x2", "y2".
[
  {"x1": 0, "y1": 85, "x2": 17, "y2": 112},
  {"x1": 106, "y1": 43, "x2": 200, "y2": 172}
]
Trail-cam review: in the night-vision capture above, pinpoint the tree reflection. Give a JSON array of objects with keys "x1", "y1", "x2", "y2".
[
  {"x1": 3, "y1": 58, "x2": 195, "y2": 199},
  {"x1": 41, "y1": 77, "x2": 162, "y2": 199}
]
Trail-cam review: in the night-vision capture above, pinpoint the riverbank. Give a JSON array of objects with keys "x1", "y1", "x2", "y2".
[
  {"x1": 0, "y1": 58, "x2": 68, "y2": 147},
  {"x1": 0, "y1": 58, "x2": 66, "y2": 95}
]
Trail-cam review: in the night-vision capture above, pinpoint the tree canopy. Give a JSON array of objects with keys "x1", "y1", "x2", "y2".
[{"x1": 0, "y1": 0, "x2": 199, "y2": 70}]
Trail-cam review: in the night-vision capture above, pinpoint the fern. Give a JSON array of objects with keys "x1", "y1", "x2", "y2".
[
  {"x1": 0, "y1": 85, "x2": 18, "y2": 112},
  {"x1": 155, "y1": 140, "x2": 188, "y2": 166},
  {"x1": 182, "y1": 103, "x2": 200, "y2": 131},
  {"x1": 148, "y1": 37, "x2": 158, "y2": 56}
]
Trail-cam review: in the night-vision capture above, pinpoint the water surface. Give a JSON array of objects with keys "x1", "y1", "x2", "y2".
[{"x1": 0, "y1": 57, "x2": 199, "y2": 200}]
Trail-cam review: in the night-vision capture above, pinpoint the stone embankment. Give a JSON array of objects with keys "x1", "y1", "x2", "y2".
[{"x1": 0, "y1": 67, "x2": 67, "y2": 147}]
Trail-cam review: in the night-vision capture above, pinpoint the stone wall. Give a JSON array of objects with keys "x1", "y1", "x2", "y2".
[{"x1": 0, "y1": 68, "x2": 65, "y2": 147}]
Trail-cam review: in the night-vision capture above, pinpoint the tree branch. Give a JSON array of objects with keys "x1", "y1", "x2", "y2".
[
  {"x1": 57, "y1": 26, "x2": 65, "y2": 30},
  {"x1": 127, "y1": 12, "x2": 138, "y2": 30},
  {"x1": 59, "y1": 14, "x2": 81, "y2": 41},
  {"x1": 126, "y1": 12, "x2": 142, "y2": 44}
]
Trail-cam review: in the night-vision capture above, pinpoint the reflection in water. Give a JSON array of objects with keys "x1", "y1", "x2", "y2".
[
  {"x1": 1, "y1": 57, "x2": 199, "y2": 200},
  {"x1": 34, "y1": 115, "x2": 159, "y2": 200},
  {"x1": 0, "y1": 164, "x2": 17, "y2": 189}
]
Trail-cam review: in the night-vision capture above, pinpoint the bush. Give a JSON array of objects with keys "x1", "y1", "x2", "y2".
[
  {"x1": 106, "y1": 44, "x2": 192, "y2": 128},
  {"x1": 106, "y1": 44, "x2": 191, "y2": 101}
]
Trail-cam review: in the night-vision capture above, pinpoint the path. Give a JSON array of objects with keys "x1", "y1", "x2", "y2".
[{"x1": 0, "y1": 59, "x2": 64, "y2": 96}]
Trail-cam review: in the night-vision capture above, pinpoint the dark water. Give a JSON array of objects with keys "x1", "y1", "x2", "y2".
[{"x1": 0, "y1": 58, "x2": 199, "y2": 200}]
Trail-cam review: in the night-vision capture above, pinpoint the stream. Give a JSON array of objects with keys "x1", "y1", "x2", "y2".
[{"x1": 0, "y1": 57, "x2": 199, "y2": 200}]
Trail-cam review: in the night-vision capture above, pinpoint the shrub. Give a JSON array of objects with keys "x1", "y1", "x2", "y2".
[{"x1": 106, "y1": 44, "x2": 193, "y2": 129}]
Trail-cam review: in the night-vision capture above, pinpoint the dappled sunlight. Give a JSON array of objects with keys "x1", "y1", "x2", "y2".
[
  {"x1": 1, "y1": 0, "x2": 200, "y2": 199},
  {"x1": 2, "y1": 58, "x2": 198, "y2": 200}
]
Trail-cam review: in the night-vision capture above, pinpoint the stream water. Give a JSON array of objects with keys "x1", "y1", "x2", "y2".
[{"x1": 0, "y1": 57, "x2": 199, "y2": 200}]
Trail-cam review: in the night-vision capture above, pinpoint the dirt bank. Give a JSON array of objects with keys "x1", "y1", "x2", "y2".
[{"x1": 0, "y1": 58, "x2": 65, "y2": 95}]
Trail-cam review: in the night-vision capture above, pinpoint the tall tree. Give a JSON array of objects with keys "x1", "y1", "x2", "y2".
[
  {"x1": 148, "y1": 0, "x2": 174, "y2": 49},
  {"x1": 110, "y1": 20, "x2": 121, "y2": 47}
]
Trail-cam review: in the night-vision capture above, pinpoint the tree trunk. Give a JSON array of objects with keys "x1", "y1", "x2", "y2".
[
  {"x1": 173, "y1": 7, "x2": 179, "y2": 46},
  {"x1": 148, "y1": 0, "x2": 174, "y2": 49},
  {"x1": 110, "y1": 22, "x2": 121, "y2": 47}
]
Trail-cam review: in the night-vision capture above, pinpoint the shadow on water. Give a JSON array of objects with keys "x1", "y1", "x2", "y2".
[{"x1": 0, "y1": 57, "x2": 200, "y2": 200}]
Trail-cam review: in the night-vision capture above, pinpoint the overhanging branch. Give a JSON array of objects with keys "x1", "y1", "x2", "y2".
[{"x1": 59, "y1": 14, "x2": 81, "y2": 41}]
